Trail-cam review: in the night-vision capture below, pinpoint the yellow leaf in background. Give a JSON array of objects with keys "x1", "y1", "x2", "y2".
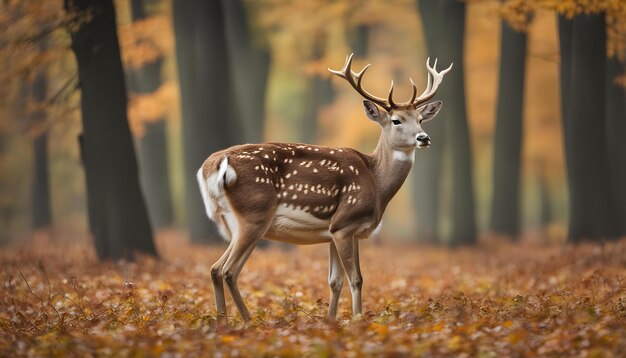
[
  {"x1": 369, "y1": 323, "x2": 388, "y2": 336},
  {"x1": 179, "y1": 312, "x2": 195, "y2": 322},
  {"x1": 447, "y1": 335, "x2": 463, "y2": 351},
  {"x1": 432, "y1": 321, "x2": 445, "y2": 332},
  {"x1": 221, "y1": 335, "x2": 236, "y2": 344},
  {"x1": 151, "y1": 345, "x2": 164, "y2": 355},
  {"x1": 507, "y1": 330, "x2": 526, "y2": 345}
]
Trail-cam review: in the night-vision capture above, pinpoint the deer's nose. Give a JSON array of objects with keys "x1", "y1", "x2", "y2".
[{"x1": 416, "y1": 132, "x2": 430, "y2": 142}]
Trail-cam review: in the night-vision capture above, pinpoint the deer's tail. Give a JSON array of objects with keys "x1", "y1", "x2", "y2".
[{"x1": 197, "y1": 156, "x2": 237, "y2": 220}]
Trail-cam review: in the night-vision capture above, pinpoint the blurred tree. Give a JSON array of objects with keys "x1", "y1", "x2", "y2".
[
  {"x1": 173, "y1": 0, "x2": 241, "y2": 243},
  {"x1": 558, "y1": 15, "x2": 573, "y2": 145},
  {"x1": 413, "y1": 0, "x2": 446, "y2": 244},
  {"x1": 605, "y1": 56, "x2": 626, "y2": 235},
  {"x1": 30, "y1": 70, "x2": 51, "y2": 229},
  {"x1": 415, "y1": 0, "x2": 476, "y2": 245},
  {"x1": 532, "y1": 158, "x2": 553, "y2": 236},
  {"x1": 222, "y1": 0, "x2": 271, "y2": 144},
  {"x1": 490, "y1": 12, "x2": 529, "y2": 239},
  {"x1": 127, "y1": 0, "x2": 174, "y2": 230},
  {"x1": 0, "y1": 0, "x2": 68, "y2": 241},
  {"x1": 0, "y1": 99, "x2": 26, "y2": 241},
  {"x1": 301, "y1": 31, "x2": 335, "y2": 144},
  {"x1": 538, "y1": 167, "x2": 552, "y2": 232},
  {"x1": 445, "y1": 0, "x2": 477, "y2": 246},
  {"x1": 560, "y1": 13, "x2": 618, "y2": 241},
  {"x1": 348, "y1": 24, "x2": 370, "y2": 59},
  {"x1": 501, "y1": 0, "x2": 626, "y2": 242},
  {"x1": 65, "y1": 0, "x2": 157, "y2": 259}
]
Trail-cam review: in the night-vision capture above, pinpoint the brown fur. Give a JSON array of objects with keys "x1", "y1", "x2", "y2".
[{"x1": 200, "y1": 141, "x2": 411, "y2": 235}]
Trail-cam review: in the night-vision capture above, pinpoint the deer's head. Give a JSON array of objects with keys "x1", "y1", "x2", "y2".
[{"x1": 329, "y1": 54, "x2": 451, "y2": 152}]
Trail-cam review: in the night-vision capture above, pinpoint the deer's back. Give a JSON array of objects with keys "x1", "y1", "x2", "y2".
[{"x1": 202, "y1": 143, "x2": 380, "y2": 238}]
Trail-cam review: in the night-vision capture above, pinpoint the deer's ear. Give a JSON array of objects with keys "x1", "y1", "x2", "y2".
[
  {"x1": 363, "y1": 100, "x2": 382, "y2": 122},
  {"x1": 417, "y1": 101, "x2": 442, "y2": 122}
]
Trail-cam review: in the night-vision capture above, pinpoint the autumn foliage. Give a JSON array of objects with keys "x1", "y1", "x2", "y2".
[
  {"x1": 499, "y1": 0, "x2": 626, "y2": 58},
  {"x1": 1, "y1": 234, "x2": 626, "y2": 356}
]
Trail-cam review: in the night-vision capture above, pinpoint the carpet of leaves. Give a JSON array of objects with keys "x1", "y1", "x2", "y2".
[{"x1": 1, "y1": 234, "x2": 626, "y2": 357}]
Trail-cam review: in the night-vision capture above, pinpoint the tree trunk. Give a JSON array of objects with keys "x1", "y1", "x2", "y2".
[
  {"x1": 415, "y1": 0, "x2": 476, "y2": 245},
  {"x1": 172, "y1": 0, "x2": 197, "y2": 236},
  {"x1": 137, "y1": 118, "x2": 173, "y2": 229},
  {"x1": 128, "y1": 0, "x2": 174, "y2": 230},
  {"x1": 489, "y1": 18, "x2": 528, "y2": 238},
  {"x1": 348, "y1": 24, "x2": 370, "y2": 58},
  {"x1": 66, "y1": 0, "x2": 157, "y2": 259},
  {"x1": 30, "y1": 71, "x2": 52, "y2": 229},
  {"x1": 222, "y1": 0, "x2": 270, "y2": 143},
  {"x1": 562, "y1": 13, "x2": 618, "y2": 242},
  {"x1": 174, "y1": 0, "x2": 241, "y2": 243},
  {"x1": 538, "y1": 167, "x2": 552, "y2": 230},
  {"x1": 414, "y1": 0, "x2": 446, "y2": 243},
  {"x1": 301, "y1": 75, "x2": 334, "y2": 144},
  {"x1": 605, "y1": 56, "x2": 626, "y2": 235},
  {"x1": 32, "y1": 133, "x2": 51, "y2": 229},
  {"x1": 444, "y1": 0, "x2": 476, "y2": 246},
  {"x1": 558, "y1": 16, "x2": 573, "y2": 146},
  {"x1": 301, "y1": 32, "x2": 334, "y2": 144}
]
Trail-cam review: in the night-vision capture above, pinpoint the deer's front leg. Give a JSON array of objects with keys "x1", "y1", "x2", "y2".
[
  {"x1": 332, "y1": 232, "x2": 363, "y2": 318},
  {"x1": 210, "y1": 243, "x2": 233, "y2": 324},
  {"x1": 328, "y1": 242, "x2": 345, "y2": 320}
]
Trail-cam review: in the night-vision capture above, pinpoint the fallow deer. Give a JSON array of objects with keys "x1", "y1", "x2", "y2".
[{"x1": 197, "y1": 54, "x2": 452, "y2": 323}]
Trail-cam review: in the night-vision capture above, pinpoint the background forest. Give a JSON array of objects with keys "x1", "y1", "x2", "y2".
[
  {"x1": 1, "y1": 0, "x2": 625, "y2": 249},
  {"x1": 1, "y1": 0, "x2": 626, "y2": 356}
]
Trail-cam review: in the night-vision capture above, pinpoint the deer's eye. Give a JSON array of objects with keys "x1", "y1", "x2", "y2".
[{"x1": 391, "y1": 119, "x2": 401, "y2": 125}]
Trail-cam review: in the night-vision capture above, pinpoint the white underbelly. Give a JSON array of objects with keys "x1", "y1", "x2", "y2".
[{"x1": 265, "y1": 204, "x2": 333, "y2": 244}]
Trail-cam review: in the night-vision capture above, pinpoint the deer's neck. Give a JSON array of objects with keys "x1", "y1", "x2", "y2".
[{"x1": 369, "y1": 132, "x2": 415, "y2": 212}]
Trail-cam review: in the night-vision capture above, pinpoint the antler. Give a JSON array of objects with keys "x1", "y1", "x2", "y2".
[
  {"x1": 414, "y1": 57, "x2": 453, "y2": 106},
  {"x1": 329, "y1": 53, "x2": 405, "y2": 112},
  {"x1": 328, "y1": 54, "x2": 453, "y2": 111}
]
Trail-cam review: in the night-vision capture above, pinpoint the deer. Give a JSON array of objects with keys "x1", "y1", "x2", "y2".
[{"x1": 197, "y1": 53, "x2": 452, "y2": 324}]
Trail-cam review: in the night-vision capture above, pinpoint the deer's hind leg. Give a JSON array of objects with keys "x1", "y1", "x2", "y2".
[
  {"x1": 222, "y1": 220, "x2": 270, "y2": 322},
  {"x1": 210, "y1": 213, "x2": 235, "y2": 324},
  {"x1": 211, "y1": 243, "x2": 232, "y2": 324}
]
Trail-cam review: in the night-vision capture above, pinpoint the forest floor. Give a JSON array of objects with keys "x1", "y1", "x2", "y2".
[{"x1": 1, "y1": 233, "x2": 626, "y2": 357}]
